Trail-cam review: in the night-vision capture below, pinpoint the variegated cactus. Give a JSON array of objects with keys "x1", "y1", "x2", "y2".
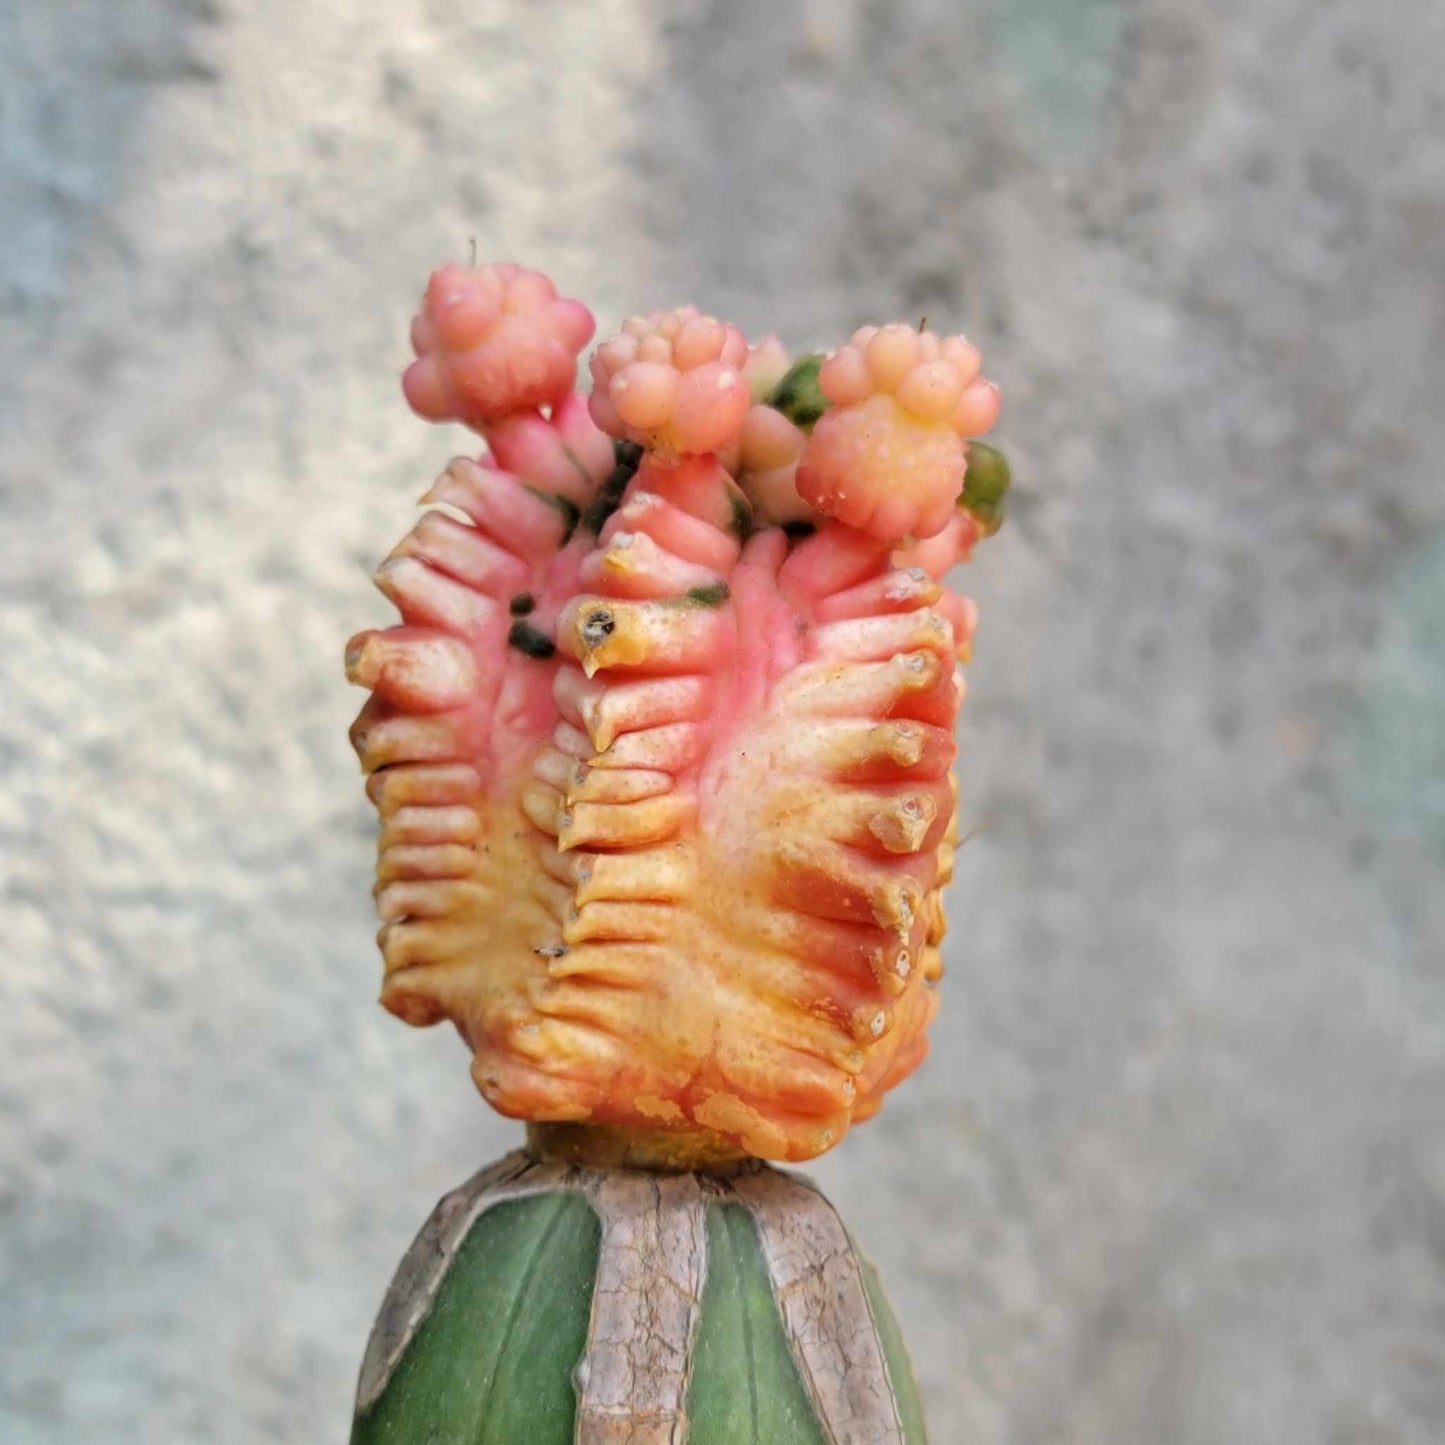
[{"x1": 347, "y1": 263, "x2": 1007, "y2": 1167}]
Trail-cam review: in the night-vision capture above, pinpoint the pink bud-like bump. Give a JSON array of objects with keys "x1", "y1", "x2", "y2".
[
  {"x1": 741, "y1": 333, "x2": 792, "y2": 401},
  {"x1": 403, "y1": 263, "x2": 596, "y2": 431},
  {"x1": 736, "y1": 403, "x2": 811, "y2": 525},
  {"x1": 796, "y1": 325, "x2": 1000, "y2": 541},
  {"x1": 589, "y1": 306, "x2": 752, "y2": 457}
]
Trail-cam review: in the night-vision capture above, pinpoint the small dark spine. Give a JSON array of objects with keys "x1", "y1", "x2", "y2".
[{"x1": 727, "y1": 489, "x2": 753, "y2": 542}]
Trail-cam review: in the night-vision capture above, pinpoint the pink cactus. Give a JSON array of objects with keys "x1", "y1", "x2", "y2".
[
  {"x1": 587, "y1": 306, "x2": 752, "y2": 457},
  {"x1": 403, "y1": 262, "x2": 596, "y2": 430},
  {"x1": 348, "y1": 264, "x2": 1008, "y2": 1163},
  {"x1": 796, "y1": 323, "x2": 1002, "y2": 540}
]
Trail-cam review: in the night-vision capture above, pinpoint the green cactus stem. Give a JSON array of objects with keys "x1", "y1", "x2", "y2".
[{"x1": 352, "y1": 1151, "x2": 928, "y2": 1444}]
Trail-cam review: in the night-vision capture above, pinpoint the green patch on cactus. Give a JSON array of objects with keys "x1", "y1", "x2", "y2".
[
  {"x1": 960, "y1": 440, "x2": 1011, "y2": 536},
  {"x1": 860, "y1": 1254, "x2": 930, "y2": 1444},
  {"x1": 685, "y1": 581, "x2": 731, "y2": 607},
  {"x1": 728, "y1": 488, "x2": 755, "y2": 542},
  {"x1": 768, "y1": 354, "x2": 830, "y2": 430},
  {"x1": 351, "y1": 1192, "x2": 600, "y2": 1445},
  {"x1": 581, "y1": 439, "x2": 643, "y2": 535},
  {"x1": 523, "y1": 485, "x2": 582, "y2": 545},
  {"x1": 686, "y1": 1203, "x2": 828, "y2": 1444},
  {"x1": 560, "y1": 443, "x2": 601, "y2": 495}
]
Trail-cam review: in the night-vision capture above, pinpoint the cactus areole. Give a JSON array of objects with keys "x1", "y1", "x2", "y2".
[{"x1": 345, "y1": 262, "x2": 1011, "y2": 1441}]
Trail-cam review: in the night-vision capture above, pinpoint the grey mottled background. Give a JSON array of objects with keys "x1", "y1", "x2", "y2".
[{"x1": 3, "y1": 1, "x2": 1444, "y2": 1440}]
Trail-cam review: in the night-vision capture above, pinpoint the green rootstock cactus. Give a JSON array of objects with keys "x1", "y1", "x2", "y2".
[{"x1": 353, "y1": 1153, "x2": 927, "y2": 1444}]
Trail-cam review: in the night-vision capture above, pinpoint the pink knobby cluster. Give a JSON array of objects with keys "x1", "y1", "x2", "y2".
[
  {"x1": 403, "y1": 263, "x2": 596, "y2": 428},
  {"x1": 587, "y1": 305, "x2": 752, "y2": 457},
  {"x1": 797, "y1": 325, "x2": 1001, "y2": 540},
  {"x1": 399, "y1": 261, "x2": 1004, "y2": 551}
]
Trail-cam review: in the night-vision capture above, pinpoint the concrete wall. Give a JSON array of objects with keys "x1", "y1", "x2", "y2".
[{"x1": 3, "y1": 1, "x2": 1442, "y2": 1440}]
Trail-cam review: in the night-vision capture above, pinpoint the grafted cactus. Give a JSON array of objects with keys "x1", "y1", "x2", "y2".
[{"x1": 344, "y1": 260, "x2": 1011, "y2": 1440}]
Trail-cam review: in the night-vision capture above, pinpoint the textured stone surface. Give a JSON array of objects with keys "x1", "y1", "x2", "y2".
[{"x1": 2, "y1": 1, "x2": 1442, "y2": 1441}]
